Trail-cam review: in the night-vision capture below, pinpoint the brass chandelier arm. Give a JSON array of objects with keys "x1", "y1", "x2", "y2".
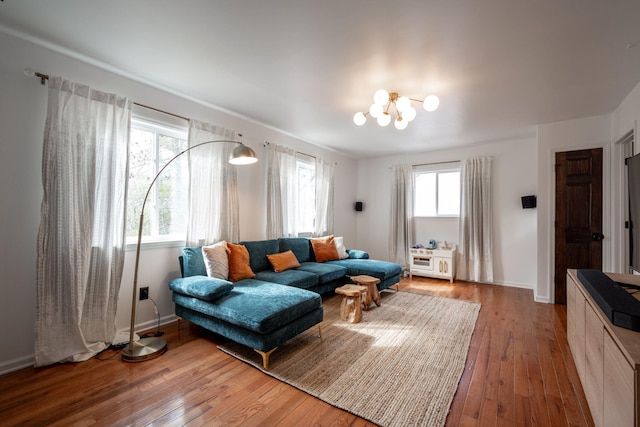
[{"x1": 393, "y1": 102, "x2": 402, "y2": 117}]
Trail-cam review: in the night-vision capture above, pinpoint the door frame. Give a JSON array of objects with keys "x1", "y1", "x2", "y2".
[
  {"x1": 549, "y1": 143, "x2": 611, "y2": 304},
  {"x1": 611, "y1": 131, "x2": 634, "y2": 274}
]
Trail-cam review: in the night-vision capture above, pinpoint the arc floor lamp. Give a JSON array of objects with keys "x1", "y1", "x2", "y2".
[{"x1": 122, "y1": 140, "x2": 258, "y2": 362}]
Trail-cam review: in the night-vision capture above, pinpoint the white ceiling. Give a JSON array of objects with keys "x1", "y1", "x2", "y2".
[{"x1": 2, "y1": 0, "x2": 640, "y2": 158}]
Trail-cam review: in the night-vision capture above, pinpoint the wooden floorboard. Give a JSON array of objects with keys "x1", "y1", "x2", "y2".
[{"x1": 0, "y1": 277, "x2": 594, "y2": 426}]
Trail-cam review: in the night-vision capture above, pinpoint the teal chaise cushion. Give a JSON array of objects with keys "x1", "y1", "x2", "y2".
[
  {"x1": 169, "y1": 275, "x2": 233, "y2": 301},
  {"x1": 173, "y1": 279, "x2": 321, "y2": 335}
]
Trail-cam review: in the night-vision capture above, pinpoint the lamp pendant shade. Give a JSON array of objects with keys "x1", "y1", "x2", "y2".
[
  {"x1": 229, "y1": 144, "x2": 258, "y2": 165},
  {"x1": 394, "y1": 116, "x2": 408, "y2": 130},
  {"x1": 369, "y1": 103, "x2": 383, "y2": 118},
  {"x1": 353, "y1": 112, "x2": 367, "y2": 126},
  {"x1": 396, "y1": 96, "x2": 411, "y2": 112},
  {"x1": 373, "y1": 89, "x2": 390, "y2": 105},
  {"x1": 377, "y1": 112, "x2": 391, "y2": 127},
  {"x1": 404, "y1": 106, "x2": 417, "y2": 122},
  {"x1": 423, "y1": 95, "x2": 440, "y2": 112}
]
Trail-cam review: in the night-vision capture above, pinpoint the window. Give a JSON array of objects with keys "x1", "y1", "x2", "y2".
[
  {"x1": 127, "y1": 117, "x2": 189, "y2": 243},
  {"x1": 296, "y1": 154, "x2": 316, "y2": 236},
  {"x1": 414, "y1": 164, "x2": 461, "y2": 217}
]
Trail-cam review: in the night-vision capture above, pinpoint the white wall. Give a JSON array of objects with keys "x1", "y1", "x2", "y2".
[
  {"x1": 536, "y1": 114, "x2": 612, "y2": 303},
  {"x1": 610, "y1": 82, "x2": 640, "y2": 273},
  {"x1": 535, "y1": 83, "x2": 640, "y2": 303},
  {"x1": 612, "y1": 81, "x2": 640, "y2": 155},
  {"x1": 414, "y1": 217, "x2": 458, "y2": 248},
  {"x1": 0, "y1": 31, "x2": 357, "y2": 373},
  {"x1": 356, "y1": 136, "x2": 538, "y2": 289}
]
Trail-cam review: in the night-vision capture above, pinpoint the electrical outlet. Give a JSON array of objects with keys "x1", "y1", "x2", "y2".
[{"x1": 139, "y1": 287, "x2": 149, "y2": 301}]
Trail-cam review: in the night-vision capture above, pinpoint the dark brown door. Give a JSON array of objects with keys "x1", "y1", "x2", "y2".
[{"x1": 555, "y1": 148, "x2": 603, "y2": 304}]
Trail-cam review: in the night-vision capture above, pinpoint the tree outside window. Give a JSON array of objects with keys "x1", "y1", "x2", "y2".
[
  {"x1": 127, "y1": 119, "x2": 189, "y2": 243},
  {"x1": 296, "y1": 155, "x2": 316, "y2": 236}
]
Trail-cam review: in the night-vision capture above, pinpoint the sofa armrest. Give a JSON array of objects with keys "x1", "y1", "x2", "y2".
[
  {"x1": 169, "y1": 276, "x2": 233, "y2": 301},
  {"x1": 346, "y1": 249, "x2": 370, "y2": 259}
]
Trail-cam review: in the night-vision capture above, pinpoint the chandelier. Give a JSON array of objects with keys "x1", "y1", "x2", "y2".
[{"x1": 353, "y1": 89, "x2": 440, "y2": 130}]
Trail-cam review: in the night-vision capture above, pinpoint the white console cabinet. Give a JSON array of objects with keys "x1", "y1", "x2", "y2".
[{"x1": 409, "y1": 246, "x2": 456, "y2": 283}]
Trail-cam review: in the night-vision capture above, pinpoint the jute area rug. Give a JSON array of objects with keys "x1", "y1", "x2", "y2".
[{"x1": 218, "y1": 291, "x2": 481, "y2": 427}]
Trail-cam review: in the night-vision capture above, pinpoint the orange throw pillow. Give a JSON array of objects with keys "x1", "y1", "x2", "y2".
[
  {"x1": 267, "y1": 250, "x2": 301, "y2": 273},
  {"x1": 310, "y1": 235, "x2": 340, "y2": 262},
  {"x1": 226, "y1": 243, "x2": 256, "y2": 282}
]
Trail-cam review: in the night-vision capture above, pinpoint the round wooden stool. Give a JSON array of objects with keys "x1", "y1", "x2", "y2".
[
  {"x1": 335, "y1": 284, "x2": 367, "y2": 323},
  {"x1": 351, "y1": 275, "x2": 381, "y2": 310}
]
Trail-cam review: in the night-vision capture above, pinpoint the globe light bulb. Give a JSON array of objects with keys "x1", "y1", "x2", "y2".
[
  {"x1": 369, "y1": 103, "x2": 383, "y2": 118},
  {"x1": 404, "y1": 106, "x2": 417, "y2": 122},
  {"x1": 394, "y1": 116, "x2": 408, "y2": 130},
  {"x1": 423, "y1": 94, "x2": 440, "y2": 112},
  {"x1": 396, "y1": 96, "x2": 411, "y2": 112},
  {"x1": 377, "y1": 112, "x2": 391, "y2": 126},
  {"x1": 373, "y1": 89, "x2": 390, "y2": 105},
  {"x1": 353, "y1": 112, "x2": 367, "y2": 126}
]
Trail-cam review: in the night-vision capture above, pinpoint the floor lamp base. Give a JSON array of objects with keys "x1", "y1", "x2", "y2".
[{"x1": 122, "y1": 337, "x2": 167, "y2": 362}]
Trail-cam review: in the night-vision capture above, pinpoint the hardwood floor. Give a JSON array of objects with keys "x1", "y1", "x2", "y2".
[{"x1": 0, "y1": 278, "x2": 594, "y2": 426}]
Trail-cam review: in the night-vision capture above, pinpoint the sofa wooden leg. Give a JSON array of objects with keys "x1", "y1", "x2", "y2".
[
  {"x1": 177, "y1": 317, "x2": 183, "y2": 341},
  {"x1": 318, "y1": 324, "x2": 323, "y2": 339},
  {"x1": 254, "y1": 348, "x2": 277, "y2": 370}
]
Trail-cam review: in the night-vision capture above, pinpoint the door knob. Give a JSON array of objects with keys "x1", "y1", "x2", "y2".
[{"x1": 591, "y1": 233, "x2": 604, "y2": 241}]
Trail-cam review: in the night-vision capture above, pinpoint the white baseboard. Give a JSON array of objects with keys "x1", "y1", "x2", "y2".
[
  {"x1": 1, "y1": 314, "x2": 180, "y2": 376},
  {"x1": 534, "y1": 295, "x2": 551, "y2": 303},
  {"x1": 490, "y1": 280, "x2": 534, "y2": 290},
  {"x1": 491, "y1": 280, "x2": 551, "y2": 303},
  {"x1": 0, "y1": 354, "x2": 34, "y2": 376}
]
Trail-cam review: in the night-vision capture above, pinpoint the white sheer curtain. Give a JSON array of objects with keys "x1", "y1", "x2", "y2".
[
  {"x1": 265, "y1": 143, "x2": 298, "y2": 238},
  {"x1": 458, "y1": 157, "x2": 493, "y2": 282},
  {"x1": 314, "y1": 157, "x2": 334, "y2": 237},
  {"x1": 389, "y1": 165, "x2": 413, "y2": 267},
  {"x1": 35, "y1": 77, "x2": 131, "y2": 366},
  {"x1": 185, "y1": 119, "x2": 239, "y2": 246}
]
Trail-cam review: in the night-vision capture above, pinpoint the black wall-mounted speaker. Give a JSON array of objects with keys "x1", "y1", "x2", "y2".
[
  {"x1": 355, "y1": 201, "x2": 363, "y2": 212},
  {"x1": 521, "y1": 195, "x2": 537, "y2": 209}
]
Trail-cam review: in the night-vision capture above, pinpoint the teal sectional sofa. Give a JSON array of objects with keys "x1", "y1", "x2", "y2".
[{"x1": 168, "y1": 237, "x2": 402, "y2": 368}]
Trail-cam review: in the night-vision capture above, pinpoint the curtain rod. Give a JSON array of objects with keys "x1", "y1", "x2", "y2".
[
  {"x1": 412, "y1": 160, "x2": 461, "y2": 168},
  {"x1": 389, "y1": 160, "x2": 460, "y2": 170},
  {"x1": 264, "y1": 141, "x2": 338, "y2": 165},
  {"x1": 264, "y1": 141, "x2": 315, "y2": 159},
  {"x1": 26, "y1": 69, "x2": 190, "y2": 122}
]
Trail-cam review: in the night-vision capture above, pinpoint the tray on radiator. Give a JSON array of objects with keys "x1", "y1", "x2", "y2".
[{"x1": 577, "y1": 269, "x2": 640, "y2": 332}]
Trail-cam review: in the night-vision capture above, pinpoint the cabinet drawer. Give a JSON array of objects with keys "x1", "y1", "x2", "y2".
[
  {"x1": 604, "y1": 331, "x2": 635, "y2": 427},
  {"x1": 584, "y1": 302, "x2": 604, "y2": 427}
]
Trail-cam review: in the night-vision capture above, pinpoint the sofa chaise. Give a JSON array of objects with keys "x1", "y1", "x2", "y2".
[{"x1": 169, "y1": 237, "x2": 402, "y2": 368}]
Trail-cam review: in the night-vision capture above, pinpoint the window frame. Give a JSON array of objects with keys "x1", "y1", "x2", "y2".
[
  {"x1": 126, "y1": 116, "x2": 189, "y2": 248},
  {"x1": 295, "y1": 153, "x2": 316, "y2": 237},
  {"x1": 413, "y1": 162, "x2": 461, "y2": 218}
]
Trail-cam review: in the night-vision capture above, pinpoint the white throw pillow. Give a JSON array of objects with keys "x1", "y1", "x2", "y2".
[
  {"x1": 334, "y1": 236, "x2": 349, "y2": 259},
  {"x1": 202, "y1": 241, "x2": 229, "y2": 280}
]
